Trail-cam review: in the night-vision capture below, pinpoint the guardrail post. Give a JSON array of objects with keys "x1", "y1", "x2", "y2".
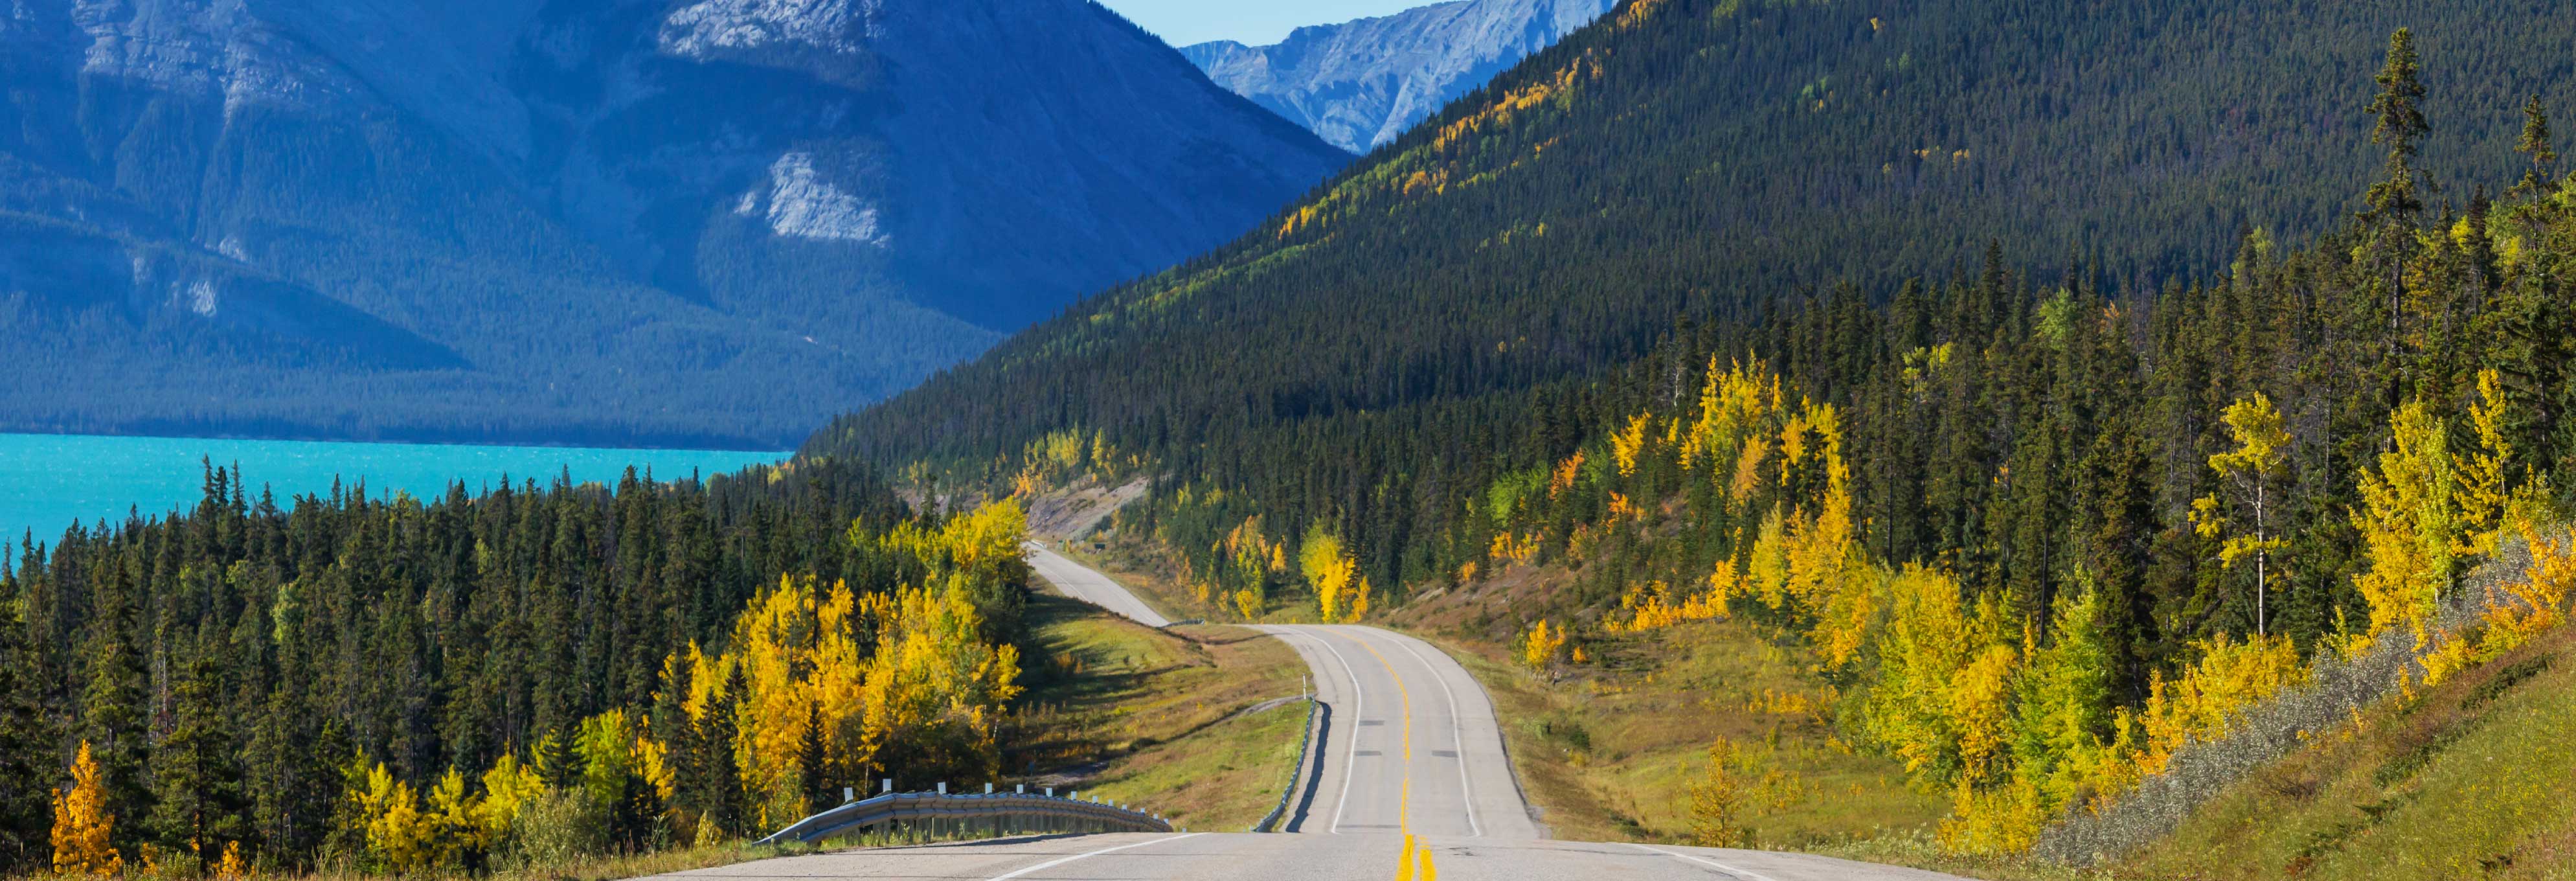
[
  {"x1": 937, "y1": 782, "x2": 947, "y2": 795},
  {"x1": 985, "y1": 783, "x2": 995, "y2": 794},
  {"x1": 882, "y1": 779, "x2": 893, "y2": 794}
]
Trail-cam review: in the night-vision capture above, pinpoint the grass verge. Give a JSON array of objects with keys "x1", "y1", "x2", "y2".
[
  {"x1": 1006, "y1": 592, "x2": 1310, "y2": 832},
  {"x1": 2114, "y1": 624, "x2": 2576, "y2": 880},
  {"x1": 1423, "y1": 620, "x2": 1947, "y2": 849}
]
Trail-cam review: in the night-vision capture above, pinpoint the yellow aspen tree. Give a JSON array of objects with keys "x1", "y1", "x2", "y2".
[
  {"x1": 1520, "y1": 620, "x2": 1567, "y2": 670},
  {"x1": 2351, "y1": 402, "x2": 2458, "y2": 641},
  {"x1": 212, "y1": 841, "x2": 245, "y2": 880},
  {"x1": 2191, "y1": 393, "x2": 2292, "y2": 635},
  {"x1": 51, "y1": 741, "x2": 121, "y2": 877},
  {"x1": 475, "y1": 754, "x2": 547, "y2": 845},
  {"x1": 1610, "y1": 413, "x2": 1653, "y2": 477},
  {"x1": 1299, "y1": 527, "x2": 1355, "y2": 621}
]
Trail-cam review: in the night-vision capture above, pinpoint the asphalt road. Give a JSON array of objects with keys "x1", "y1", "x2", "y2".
[
  {"x1": 1022, "y1": 541, "x2": 1171, "y2": 627},
  {"x1": 643, "y1": 549, "x2": 1975, "y2": 880}
]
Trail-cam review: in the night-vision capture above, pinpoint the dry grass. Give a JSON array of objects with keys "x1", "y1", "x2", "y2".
[
  {"x1": 1004, "y1": 593, "x2": 1310, "y2": 830},
  {"x1": 74, "y1": 841, "x2": 816, "y2": 881},
  {"x1": 1425, "y1": 620, "x2": 1947, "y2": 849}
]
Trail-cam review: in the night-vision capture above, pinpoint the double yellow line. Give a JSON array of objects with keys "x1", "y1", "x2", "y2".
[{"x1": 1357, "y1": 638, "x2": 1438, "y2": 881}]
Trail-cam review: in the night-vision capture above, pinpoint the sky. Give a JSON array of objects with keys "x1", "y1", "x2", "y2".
[{"x1": 1098, "y1": 0, "x2": 1432, "y2": 49}]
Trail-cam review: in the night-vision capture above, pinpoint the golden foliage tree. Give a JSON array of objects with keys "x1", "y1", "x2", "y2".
[
  {"x1": 2191, "y1": 393, "x2": 2292, "y2": 635},
  {"x1": 51, "y1": 741, "x2": 120, "y2": 877},
  {"x1": 1299, "y1": 526, "x2": 1359, "y2": 621},
  {"x1": 1520, "y1": 620, "x2": 1567, "y2": 671},
  {"x1": 2353, "y1": 372, "x2": 2533, "y2": 644},
  {"x1": 1686, "y1": 738, "x2": 1748, "y2": 848}
]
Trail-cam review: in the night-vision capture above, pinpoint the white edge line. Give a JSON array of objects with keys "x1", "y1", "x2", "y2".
[
  {"x1": 986, "y1": 832, "x2": 1204, "y2": 880},
  {"x1": 1377, "y1": 630, "x2": 1482, "y2": 838},
  {"x1": 1301, "y1": 628, "x2": 1370, "y2": 836},
  {"x1": 1624, "y1": 843, "x2": 1785, "y2": 881}
]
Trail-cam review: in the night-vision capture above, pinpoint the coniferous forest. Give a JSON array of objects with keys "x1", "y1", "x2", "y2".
[
  {"x1": 0, "y1": 461, "x2": 1035, "y2": 873},
  {"x1": 823, "y1": 4, "x2": 2576, "y2": 856},
  {"x1": 12, "y1": 0, "x2": 2576, "y2": 875}
]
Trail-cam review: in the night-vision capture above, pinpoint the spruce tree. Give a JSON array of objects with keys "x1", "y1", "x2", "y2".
[
  {"x1": 0, "y1": 606, "x2": 56, "y2": 871},
  {"x1": 148, "y1": 656, "x2": 245, "y2": 863},
  {"x1": 697, "y1": 668, "x2": 745, "y2": 842},
  {"x1": 2516, "y1": 95, "x2": 2558, "y2": 196},
  {"x1": 78, "y1": 578, "x2": 151, "y2": 852},
  {"x1": 245, "y1": 685, "x2": 331, "y2": 867}
]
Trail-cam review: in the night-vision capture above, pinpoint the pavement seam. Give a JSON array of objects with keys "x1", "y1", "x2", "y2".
[
  {"x1": 1623, "y1": 842, "x2": 1785, "y2": 881},
  {"x1": 984, "y1": 833, "x2": 1204, "y2": 880}
]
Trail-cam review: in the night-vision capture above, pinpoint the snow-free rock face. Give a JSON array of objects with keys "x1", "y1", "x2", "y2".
[
  {"x1": 0, "y1": 0, "x2": 1349, "y2": 446},
  {"x1": 1182, "y1": 0, "x2": 1613, "y2": 154}
]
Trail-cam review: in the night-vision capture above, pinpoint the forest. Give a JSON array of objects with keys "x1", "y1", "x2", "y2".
[
  {"x1": 838, "y1": 20, "x2": 2576, "y2": 855},
  {"x1": 0, "y1": 461, "x2": 1034, "y2": 874}
]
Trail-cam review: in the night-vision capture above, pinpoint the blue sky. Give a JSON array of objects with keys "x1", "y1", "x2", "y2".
[{"x1": 1099, "y1": 0, "x2": 1430, "y2": 48}]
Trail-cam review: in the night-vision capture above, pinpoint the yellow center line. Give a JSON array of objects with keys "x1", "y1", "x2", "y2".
[{"x1": 1355, "y1": 633, "x2": 1431, "y2": 881}]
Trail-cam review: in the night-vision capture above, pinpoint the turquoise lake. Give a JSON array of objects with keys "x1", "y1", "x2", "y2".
[{"x1": 0, "y1": 433, "x2": 785, "y2": 544}]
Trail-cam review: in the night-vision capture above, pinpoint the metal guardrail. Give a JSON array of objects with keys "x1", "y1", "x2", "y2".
[
  {"x1": 758, "y1": 787, "x2": 1175, "y2": 845},
  {"x1": 1250, "y1": 696, "x2": 1319, "y2": 832}
]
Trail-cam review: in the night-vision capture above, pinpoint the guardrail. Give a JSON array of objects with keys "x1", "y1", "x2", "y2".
[
  {"x1": 1250, "y1": 695, "x2": 1319, "y2": 832},
  {"x1": 758, "y1": 785, "x2": 1175, "y2": 845}
]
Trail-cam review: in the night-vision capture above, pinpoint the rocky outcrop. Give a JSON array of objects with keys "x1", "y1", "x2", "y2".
[{"x1": 1182, "y1": 0, "x2": 1613, "y2": 154}]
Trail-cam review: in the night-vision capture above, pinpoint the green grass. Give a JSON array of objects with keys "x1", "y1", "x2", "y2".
[
  {"x1": 1006, "y1": 593, "x2": 1312, "y2": 832},
  {"x1": 1078, "y1": 699, "x2": 1312, "y2": 832},
  {"x1": 2117, "y1": 626, "x2": 2576, "y2": 880},
  {"x1": 1428, "y1": 620, "x2": 1948, "y2": 849}
]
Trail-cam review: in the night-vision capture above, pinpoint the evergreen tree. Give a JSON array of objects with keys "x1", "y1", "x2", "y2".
[
  {"x1": 0, "y1": 606, "x2": 56, "y2": 871},
  {"x1": 244, "y1": 686, "x2": 332, "y2": 867},
  {"x1": 77, "y1": 581, "x2": 150, "y2": 852},
  {"x1": 149, "y1": 656, "x2": 246, "y2": 864},
  {"x1": 696, "y1": 667, "x2": 745, "y2": 843},
  {"x1": 2516, "y1": 95, "x2": 2558, "y2": 196}
]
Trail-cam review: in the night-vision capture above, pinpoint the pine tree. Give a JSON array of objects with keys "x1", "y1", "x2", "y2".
[
  {"x1": 2362, "y1": 28, "x2": 2431, "y2": 400},
  {"x1": 150, "y1": 656, "x2": 247, "y2": 864},
  {"x1": 245, "y1": 686, "x2": 333, "y2": 867},
  {"x1": 78, "y1": 581, "x2": 151, "y2": 852},
  {"x1": 0, "y1": 607, "x2": 56, "y2": 871},
  {"x1": 2516, "y1": 95, "x2": 2558, "y2": 196},
  {"x1": 695, "y1": 667, "x2": 745, "y2": 843}
]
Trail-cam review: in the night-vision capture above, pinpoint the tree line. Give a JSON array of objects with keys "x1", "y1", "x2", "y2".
[{"x1": 0, "y1": 459, "x2": 1035, "y2": 874}]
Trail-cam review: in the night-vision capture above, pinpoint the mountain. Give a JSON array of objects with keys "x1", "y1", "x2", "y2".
[
  {"x1": 0, "y1": 0, "x2": 1348, "y2": 448},
  {"x1": 820, "y1": 1, "x2": 2576, "y2": 864},
  {"x1": 1180, "y1": 0, "x2": 1614, "y2": 154},
  {"x1": 824, "y1": 0, "x2": 2576, "y2": 475}
]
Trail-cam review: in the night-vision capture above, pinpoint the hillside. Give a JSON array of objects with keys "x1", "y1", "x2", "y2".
[
  {"x1": 0, "y1": 0, "x2": 1347, "y2": 448},
  {"x1": 822, "y1": 0, "x2": 2576, "y2": 472},
  {"x1": 818, "y1": 0, "x2": 2576, "y2": 867},
  {"x1": 1181, "y1": 0, "x2": 1614, "y2": 154}
]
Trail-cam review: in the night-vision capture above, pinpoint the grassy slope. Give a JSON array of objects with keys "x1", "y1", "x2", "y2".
[
  {"x1": 1008, "y1": 592, "x2": 1311, "y2": 832},
  {"x1": 1425, "y1": 622, "x2": 1946, "y2": 848},
  {"x1": 2114, "y1": 626, "x2": 2575, "y2": 880}
]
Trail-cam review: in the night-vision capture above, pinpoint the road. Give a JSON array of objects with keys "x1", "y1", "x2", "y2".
[
  {"x1": 1023, "y1": 542, "x2": 1171, "y2": 627},
  {"x1": 646, "y1": 549, "x2": 1974, "y2": 880}
]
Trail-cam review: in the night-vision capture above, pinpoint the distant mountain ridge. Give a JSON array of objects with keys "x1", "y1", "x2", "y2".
[
  {"x1": 0, "y1": 0, "x2": 1348, "y2": 448},
  {"x1": 1181, "y1": 0, "x2": 1614, "y2": 153}
]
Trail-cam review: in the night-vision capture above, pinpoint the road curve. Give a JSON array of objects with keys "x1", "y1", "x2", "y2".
[
  {"x1": 640, "y1": 551, "x2": 1976, "y2": 879},
  {"x1": 1023, "y1": 541, "x2": 1170, "y2": 627}
]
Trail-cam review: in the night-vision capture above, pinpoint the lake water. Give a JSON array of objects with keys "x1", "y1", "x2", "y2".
[{"x1": 0, "y1": 433, "x2": 785, "y2": 544}]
